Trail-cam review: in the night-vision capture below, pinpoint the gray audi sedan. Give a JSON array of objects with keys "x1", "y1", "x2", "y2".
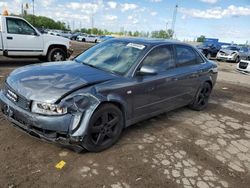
[{"x1": 0, "y1": 38, "x2": 217, "y2": 152}]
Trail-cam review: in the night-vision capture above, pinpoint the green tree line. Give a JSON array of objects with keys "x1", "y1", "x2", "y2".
[
  {"x1": 13, "y1": 14, "x2": 175, "y2": 39},
  {"x1": 23, "y1": 15, "x2": 68, "y2": 30}
]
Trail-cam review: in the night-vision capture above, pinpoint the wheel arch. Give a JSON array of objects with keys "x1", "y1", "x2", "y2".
[
  {"x1": 98, "y1": 99, "x2": 127, "y2": 127},
  {"x1": 205, "y1": 79, "x2": 213, "y2": 88},
  {"x1": 46, "y1": 44, "x2": 67, "y2": 56}
]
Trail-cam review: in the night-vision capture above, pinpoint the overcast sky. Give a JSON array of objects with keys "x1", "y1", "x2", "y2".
[{"x1": 1, "y1": 0, "x2": 250, "y2": 43}]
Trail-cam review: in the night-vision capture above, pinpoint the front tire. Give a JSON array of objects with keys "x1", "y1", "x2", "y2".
[
  {"x1": 47, "y1": 48, "x2": 66, "y2": 62},
  {"x1": 235, "y1": 56, "x2": 240, "y2": 63},
  {"x1": 189, "y1": 82, "x2": 212, "y2": 111},
  {"x1": 82, "y1": 104, "x2": 124, "y2": 152}
]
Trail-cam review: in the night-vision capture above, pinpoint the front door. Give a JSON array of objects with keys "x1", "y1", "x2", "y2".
[
  {"x1": 131, "y1": 45, "x2": 180, "y2": 118},
  {"x1": 5, "y1": 17, "x2": 43, "y2": 56}
]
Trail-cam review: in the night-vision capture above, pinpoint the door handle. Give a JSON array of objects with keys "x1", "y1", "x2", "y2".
[{"x1": 7, "y1": 36, "x2": 13, "y2": 40}]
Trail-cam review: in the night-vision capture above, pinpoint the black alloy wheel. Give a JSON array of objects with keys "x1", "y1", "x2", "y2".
[
  {"x1": 82, "y1": 104, "x2": 124, "y2": 152},
  {"x1": 189, "y1": 82, "x2": 212, "y2": 111}
]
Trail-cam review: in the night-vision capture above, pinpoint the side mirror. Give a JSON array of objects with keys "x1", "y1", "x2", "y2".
[{"x1": 137, "y1": 65, "x2": 157, "y2": 76}]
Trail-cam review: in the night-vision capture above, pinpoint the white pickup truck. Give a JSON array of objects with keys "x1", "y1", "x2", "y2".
[{"x1": 0, "y1": 16, "x2": 73, "y2": 61}]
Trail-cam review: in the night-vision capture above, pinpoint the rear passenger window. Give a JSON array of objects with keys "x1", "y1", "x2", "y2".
[
  {"x1": 142, "y1": 45, "x2": 175, "y2": 73},
  {"x1": 176, "y1": 45, "x2": 197, "y2": 66},
  {"x1": 196, "y1": 52, "x2": 205, "y2": 64}
]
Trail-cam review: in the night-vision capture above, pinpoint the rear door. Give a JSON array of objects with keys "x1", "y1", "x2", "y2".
[
  {"x1": 172, "y1": 44, "x2": 205, "y2": 105},
  {"x1": 5, "y1": 17, "x2": 43, "y2": 56}
]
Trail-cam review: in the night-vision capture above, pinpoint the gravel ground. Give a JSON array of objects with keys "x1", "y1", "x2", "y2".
[{"x1": 0, "y1": 41, "x2": 250, "y2": 188}]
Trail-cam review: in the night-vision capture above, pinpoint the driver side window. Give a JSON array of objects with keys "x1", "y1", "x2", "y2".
[
  {"x1": 7, "y1": 18, "x2": 36, "y2": 35},
  {"x1": 142, "y1": 45, "x2": 175, "y2": 73}
]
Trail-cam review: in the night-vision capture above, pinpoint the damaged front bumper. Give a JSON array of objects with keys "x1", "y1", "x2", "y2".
[{"x1": 0, "y1": 91, "x2": 84, "y2": 147}]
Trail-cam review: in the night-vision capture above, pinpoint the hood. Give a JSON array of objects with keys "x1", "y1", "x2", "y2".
[
  {"x1": 6, "y1": 61, "x2": 117, "y2": 103},
  {"x1": 219, "y1": 49, "x2": 238, "y2": 55},
  {"x1": 42, "y1": 34, "x2": 70, "y2": 43}
]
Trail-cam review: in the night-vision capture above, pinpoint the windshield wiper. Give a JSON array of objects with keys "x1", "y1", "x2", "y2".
[
  {"x1": 75, "y1": 59, "x2": 95, "y2": 68},
  {"x1": 75, "y1": 59, "x2": 120, "y2": 75}
]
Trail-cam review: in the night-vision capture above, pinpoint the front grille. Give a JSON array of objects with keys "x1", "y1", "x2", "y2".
[
  {"x1": 239, "y1": 62, "x2": 248, "y2": 69},
  {"x1": 3, "y1": 83, "x2": 31, "y2": 111}
]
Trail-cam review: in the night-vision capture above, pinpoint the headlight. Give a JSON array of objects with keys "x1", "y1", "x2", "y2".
[{"x1": 31, "y1": 101, "x2": 67, "y2": 115}]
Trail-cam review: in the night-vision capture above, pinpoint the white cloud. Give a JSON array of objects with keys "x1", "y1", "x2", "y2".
[
  {"x1": 200, "y1": 0, "x2": 218, "y2": 4},
  {"x1": 107, "y1": 1, "x2": 117, "y2": 9},
  {"x1": 132, "y1": 19, "x2": 139, "y2": 24},
  {"x1": 41, "y1": 0, "x2": 54, "y2": 7},
  {"x1": 66, "y1": 2, "x2": 102, "y2": 14},
  {"x1": 104, "y1": 15, "x2": 118, "y2": 22},
  {"x1": 150, "y1": 0, "x2": 162, "y2": 2},
  {"x1": 128, "y1": 15, "x2": 133, "y2": 20},
  {"x1": 180, "y1": 5, "x2": 250, "y2": 19},
  {"x1": 0, "y1": 2, "x2": 8, "y2": 7},
  {"x1": 150, "y1": 11, "x2": 158, "y2": 16},
  {"x1": 120, "y1": 3, "x2": 138, "y2": 12}
]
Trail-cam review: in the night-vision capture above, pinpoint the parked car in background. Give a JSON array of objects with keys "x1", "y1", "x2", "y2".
[
  {"x1": 216, "y1": 45, "x2": 240, "y2": 63},
  {"x1": 97, "y1": 36, "x2": 114, "y2": 43},
  {"x1": 76, "y1": 33, "x2": 87, "y2": 41},
  {"x1": 237, "y1": 59, "x2": 250, "y2": 74},
  {"x1": 197, "y1": 44, "x2": 221, "y2": 59},
  {"x1": 0, "y1": 38, "x2": 218, "y2": 152},
  {"x1": 47, "y1": 30, "x2": 61, "y2": 36},
  {"x1": 70, "y1": 32, "x2": 82, "y2": 40},
  {"x1": 59, "y1": 31, "x2": 72, "y2": 39},
  {"x1": 77, "y1": 34, "x2": 99, "y2": 43},
  {"x1": 239, "y1": 47, "x2": 250, "y2": 61},
  {"x1": 0, "y1": 15, "x2": 73, "y2": 62}
]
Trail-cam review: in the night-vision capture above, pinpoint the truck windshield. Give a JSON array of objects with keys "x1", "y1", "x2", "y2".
[{"x1": 75, "y1": 40, "x2": 147, "y2": 75}]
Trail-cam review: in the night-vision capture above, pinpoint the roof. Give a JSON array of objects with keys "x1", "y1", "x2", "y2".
[{"x1": 112, "y1": 37, "x2": 187, "y2": 47}]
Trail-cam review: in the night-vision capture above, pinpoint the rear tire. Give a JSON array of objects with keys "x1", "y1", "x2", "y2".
[
  {"x1": 81, "y1": 104, "x2": 124, "y2": 152},
  {"x1": 47, "y1": 48, "x2": 66, "y2": 62},
  {"x1": 189, "y1": 82, "x2": 212, "y2": 111},
  {"x1": 82, "y1": 38, "x2": 86, "y2": 42}
]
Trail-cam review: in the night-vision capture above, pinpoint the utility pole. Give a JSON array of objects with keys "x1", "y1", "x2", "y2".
[
  {"x1": 21, "y1": 3, "x2": 23, "y2": 16},
  {"x1": 32, "y1": 0, "x2": 35, "y2": 24},
  {"x1": 91, "y1": 14, "x2": 94, "y2": 29},
  {"x1": 171, "y1": 3, "x2": 178, "y2": 39}
]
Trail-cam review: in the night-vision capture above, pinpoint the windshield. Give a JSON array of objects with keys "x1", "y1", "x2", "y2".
[
  {"x1": 225, "y1": 46, "x2": 240, "y2": 51},
  {"x1": 75, "y1": 40, "x2": 147, "y2": 75}
]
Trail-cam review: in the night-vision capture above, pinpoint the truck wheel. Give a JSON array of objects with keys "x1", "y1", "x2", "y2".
[
  {"x1": 82, "y1": 38, "x2": 86, "y2": 42},
  {"x1": 47, "y1": 48, "x2": 66, "y2": 62}
]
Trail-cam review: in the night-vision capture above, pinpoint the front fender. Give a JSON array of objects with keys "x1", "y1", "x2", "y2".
[
  {"x1": 42, "y1": 35, "x2": 70, "y2": 55},
  {"x1": 69, "y1": 92, "x2": 128, "y2": 137}
]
